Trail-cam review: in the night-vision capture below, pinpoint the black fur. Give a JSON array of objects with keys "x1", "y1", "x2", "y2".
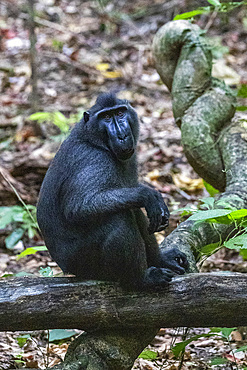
[{"x1": 37, "y1": 93, "x2": 188, "y2": 289}]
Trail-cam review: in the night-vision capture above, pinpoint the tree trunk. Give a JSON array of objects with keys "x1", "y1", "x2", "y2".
[{"x1": 152, "y1": 20, "x2": 247, "y2": 270}]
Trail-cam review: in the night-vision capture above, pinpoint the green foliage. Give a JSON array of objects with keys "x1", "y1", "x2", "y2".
[
  {"x1": 1, "y1": 271, "x2": 34, "y2": 278},
  {"x1": 0, "y1": 138, "x2": 13, "y2": 151},
  {"x1": 210, "y1": 357, "x2": 228, "y2": 365},
  {"x1": 0, "y1": 205, "x2": 39, "y2": 249},
  {"x1": 237, "y1": 84, "x2": 247, "y2": 98},
  {"x1": 203, "y1": 180, "x2": 219, "y2": 197},
  {"x1": 201, "y1": 241, "x2": 221, "y2": 255},
  {"x1": 210, "y1": 327, "x2": 237, "y2": 340},
  {"x1": 138, "y1": 349, "x2": 158, "y2": 360},
  {"x1": 171, "y1": 204, "x2": 198, "y2": 217},
  {"x1": 39, "y1": 266, "x2": 53, "y2": 277},
  {"x1": 172, "y1": 327, "x2": 236, "y2": 358},
  {"x1": 14, "y1": 354, "x2": 25, "y2": 365},
  {"x1": 172, "y1": 333, "x2": 213, "y2": 357},
  {"x1": 17, "y1": 246, "x2": 47, "y2": 260},
  {"x1": 224, "y1": 234, "x2": 247, "y2": 249},
  {"x1": 48, "y1": 329, "x2": 78, "y2": 342},
  {"x1": 174, "y1": 8, "x2": 210, "y2": 20},
  {"x1": 200, "y1": 197, "x2": 217, "y2": 210},
  {"x1": 239, "y1": 249, "x2": 247, "y2": 260},
  {"x1": 235, "y1": 344, "x2": 247, "y2": 352},
  {"x1": 189, "y1": 208, "x2": 233, "y2": 222},
  {"x1": 237, "y1": 84, "x2": 247, "y2": 112},
  {"x1": 207, "y1": 0, "x2": 221, "y2": 6},
  {"x1": 188, "y1": 205, "x2": 247, "y2": 255},
  {"x1": 174, "y1": 1, "x2": 244, "y2": 20},
  {"x1": 29, "y1": 111, "x2": 83, "y2": 137},
  {"x1": 236, "y1": 105, "x2": 247, "y2": 111},
  {"x1": 188, "y1": 208, "x2": 247, "y2": 224},
  {"x1": 174, "y1": 195, "x2": 247, "y2": 258},
  {"x1": 17, "y1": 334, "x2": 31, "y2": 348},
  {"x1": 52, "y1": 39, "x2": 64, "y2": 52}
]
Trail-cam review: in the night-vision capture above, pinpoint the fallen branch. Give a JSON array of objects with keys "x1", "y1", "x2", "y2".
[{"x1": 1, "y1": 273, "x2": 247, "y2": 332}]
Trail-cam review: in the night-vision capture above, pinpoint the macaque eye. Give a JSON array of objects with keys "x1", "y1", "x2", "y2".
[
  {"x1": 116, "y1": 110, "x2": 124, "y2": 117},
  {"x1": 103, "y1": 112, "x2": 111, "y2": 120}
]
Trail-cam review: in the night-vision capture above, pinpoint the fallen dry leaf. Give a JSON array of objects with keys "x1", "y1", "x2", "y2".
[{"x1": 172, "y1": 173, "x2": 204, "y2": 192}]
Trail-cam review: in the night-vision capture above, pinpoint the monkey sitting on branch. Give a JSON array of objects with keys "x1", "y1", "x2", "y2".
[{"x1": 37, "y1": 93, "x2": 188, "y2": 289}]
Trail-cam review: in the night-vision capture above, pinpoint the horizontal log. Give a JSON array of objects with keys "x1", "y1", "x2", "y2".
[{"x1": 1, "y1": 273, "x2": 247, "y2": 331}]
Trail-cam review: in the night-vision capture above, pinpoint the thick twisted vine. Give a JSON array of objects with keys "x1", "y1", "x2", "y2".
[{"x1": 153, "y1": 20, "x2": 247, "y2": 270}]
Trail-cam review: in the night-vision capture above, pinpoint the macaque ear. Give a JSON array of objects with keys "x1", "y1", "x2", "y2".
[{"x1": 84, "y1": 112, "x2": 90, "y2": 123}]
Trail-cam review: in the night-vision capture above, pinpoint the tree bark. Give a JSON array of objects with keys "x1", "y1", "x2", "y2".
[
  {"x1": 4, "y1": 274, "x2": 247, "y2": 369},
  {"x1": 152, "y1": 20, "x2": 247, "y2": 270},
  {"x1": 1, "y1": 274, "x2": 247, "y2": 331}
]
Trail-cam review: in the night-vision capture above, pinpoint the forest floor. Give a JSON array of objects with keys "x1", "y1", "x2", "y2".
[{"x1": 0, "y1": 0, "x2": 247, "y2": 369}]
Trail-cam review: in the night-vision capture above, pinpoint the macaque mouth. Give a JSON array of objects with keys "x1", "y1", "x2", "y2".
[
  {"x1": 117, "y1": 147, "x2": 135, "y2": 160},
  {"x1": 118, "y1": 135, "x2": 127, "y2": 142}
]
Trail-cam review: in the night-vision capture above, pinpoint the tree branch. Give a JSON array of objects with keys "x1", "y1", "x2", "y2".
[{"x1": 1, "y1": 274, "x2": 247, "y2": 332}]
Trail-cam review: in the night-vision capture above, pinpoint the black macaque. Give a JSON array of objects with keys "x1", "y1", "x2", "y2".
[{"x1": 37, "y1": 93, "x2": 188, "y2": 290}]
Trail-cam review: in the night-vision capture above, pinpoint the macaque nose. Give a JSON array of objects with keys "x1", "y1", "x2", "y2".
[{"x1": 118, "y1": 134, "x2": 127, "y2": 141}]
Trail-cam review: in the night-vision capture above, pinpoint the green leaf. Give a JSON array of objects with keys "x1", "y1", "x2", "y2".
[
  {"x1": 220, "y1": 327, "x2": 237, "y2": 339},
  {"x1": 39, "y1": 266, "x2": 53, "y2": 277},
  {"x1": 15, "y1": 271, "x2": 34, "y2": 277},
  {"x1": 0, "y1": 206, "x2": 23, "y2": 229},
  {"x1": 138, "y1": 350, "x2": 158, "y2": 360},
  {"x1": 188, "y1": 209, "x2": 232, "y2": 222},
  {"x1": 214, "y1": 201, "x2": 236, "y2": 211},
  {"x1": 224, "y1": 234, "x2": 247, "y2": 250},
  {"x1": 210, "y1": 357, "x2": 228, "y2": 365},
  {"x1": 29, "y1": 111, "x2": 70, "y2": 133},
  {"x1": 171, "y1": 205, "x2": 197, "y2": 216},
  {"x1": 235, "y1": 344, "x2": 247, "y2": 352},
  {"x1": 174, "y1": 8, "x2": 210, "y2": 20},
  {"x1": 17, "y1": 334, "x2": 31, "y2": 348},
  {"x1": 219, "y1": 2, "x2": 244, "y2": 13},
  {"x1": 201, "y1": 242, "x2": 220, "y2": 255},
  {"x1": 237, "y1": 84, "x2": 247, "y2": 98},
  {"x1": 5, "y1": 228, "x2": 24, "y2": 249},
  {"x1": 236, "y1": 105, "x2": 247, "y2": 111},
  {"x1": 53, "y1": 112, "x2": 70, "y2": 133},
  {"x1": 27, "y1": 226, "x2": 36, "y2": 239},
  {"x1": 210, "y1": 327, "x2": 236, "y2": 339},
  {"x1": 200, "y1": 197, "x2": 215, "y2": 210},
  {"x1": 203, "y1": 181, "x2": 219, "y2": 196},
  {"x1": 239, "y1": 249, "x2": 247, "y2": 260},
  {"x1": 12, "y1": 212, "x2": 25, "y2": 222},
  {"x1": 209, "y1": 327, "x2": 222, "y2": 333},
  {"x1": 14, "y1": 359, "x2": 25, "y2": 365},
  {"x1": 172, "y1": 334, "x2": 212, "y2": 357},
  {"x1": 0, "y1": 210, "x2": 13, "y2": 229},
  {"x1": 29, "y1": 112, "x2": 51, "y2": 122},
  {"x1": 1, "y1": 273, "x2": 14, "y2": 278},
  {"x1": 207, "y1": 0, "x2": 220, "y2": 6},
  {"x1": 172, "y1": 331, "x2": 224, "y2": 357},
  {"x1": 228, "y1": 209, "x2": 247, "y2": 220},
  {"x1": 48, "y1": 329, "x2": 78, "y2": 342},
  {"x1": 16, "y1": 246, "x2": 47, "y2": 260},
  {"x1": 190, "y1": 206, "x2": 247, "y2": 225}
]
